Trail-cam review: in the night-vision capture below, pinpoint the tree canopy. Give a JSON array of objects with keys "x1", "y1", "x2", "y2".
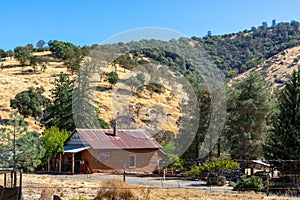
[
  {"x1": 0, "y1": 112, "x2": 45, "y2": 171},
  {"x1": 226, "y1": 72, "x2": 272, "y2": 160},
  {"x1": 264, "y1": 68, "x2": 300, "y2": 174},
  {"x1": 10, "y1": 86, "x2": 48, "y2": 119},
  {"x1": 43, "y1": 73, "x2": 75, "y2": 132},
  {"x1": 42, "y1": 126, "x2": 69, "y2": 158}
]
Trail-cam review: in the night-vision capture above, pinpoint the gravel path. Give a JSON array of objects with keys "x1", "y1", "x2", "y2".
[{"x1": 54, "y1": 173, "x2": 234, "y2": 193}]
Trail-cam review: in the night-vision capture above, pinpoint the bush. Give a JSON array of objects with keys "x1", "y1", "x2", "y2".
[
  {"x1": 186, "y1": 164, "x2": 203, "y2": 178},
  {"x1": 94, "y1": 179, "x2": 150, "y2": 200},
  {"x1": 207, "y1": 175, "x2": 227, "y2": 186},
  {"x1": 233, "y1": 177, "x2": 264, "y2": 191},
  {"x1": 217, "y1": 176, "x2": 227, "y2": 186}
]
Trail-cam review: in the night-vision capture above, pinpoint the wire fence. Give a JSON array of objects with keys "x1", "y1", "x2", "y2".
[
  {"x1": 5, "y1": 159, "x2": 300, "y2": 199},
  {"x1": 20, "y1": 185, "x2": 269, "y2": 200}
]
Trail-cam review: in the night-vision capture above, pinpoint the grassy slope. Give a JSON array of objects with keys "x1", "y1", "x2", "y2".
[
  {"x1": 231, "y1": 45, "x2": 300, "y2": 88},
  {"x1": 0, "y1": 51, "x2": 68, "y2": 131},
  {"x1": 0, "y1": 52, "x2": 181, "y2": 134}
]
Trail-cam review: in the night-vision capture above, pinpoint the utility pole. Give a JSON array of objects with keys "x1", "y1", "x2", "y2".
[{"x1": 13, "y1": 116, "x2": 17, "y2": 187}]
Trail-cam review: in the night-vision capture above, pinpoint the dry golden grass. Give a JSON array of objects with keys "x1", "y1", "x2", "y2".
[
  {"x1": 231, "y1": 45, "x2": 300, "y2": 89},
  {"x1": 18, "y1": 174, "x2": 295, "y2": 200},
  {"x1": 0, "y1": 51, "x2": 68, "y2": 132},
  {"x1": 94, "y1": 179, "x2": 149, "y2": 200},
  {"x1": 0, "y1": 52, "x2": 182, "y2": 135}
]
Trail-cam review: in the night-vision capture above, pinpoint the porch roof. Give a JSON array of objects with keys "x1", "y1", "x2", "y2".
[{"x1": 64, "y1": 146, "x2": 90, "y2": 153}]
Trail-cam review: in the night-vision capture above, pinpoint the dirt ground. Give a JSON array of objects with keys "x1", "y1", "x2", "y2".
[{"x1": 11, "y1": 174, "x2": 294, "y2": 200}]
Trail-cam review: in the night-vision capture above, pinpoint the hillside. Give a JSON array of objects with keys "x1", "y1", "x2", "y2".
[
  {"x1": 2, "y1": 20, "x2": 300, "y2": 135},
  {"x1": 193, "y1": 20, "x2": 300, "y2": 78},
  {"x1": 231, "y1": 45, "x2": 300, "y2": 88},
  {"x1": 0, "y1": 51, "x2": 181, "y2": 134},
  {"x1": 0, "y1": 51, "x2": 68, "y2": 131}
]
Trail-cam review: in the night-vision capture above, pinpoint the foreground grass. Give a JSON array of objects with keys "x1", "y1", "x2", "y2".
[{"x1": 18, "y1": 174, "x2": 294, "y2": 200}]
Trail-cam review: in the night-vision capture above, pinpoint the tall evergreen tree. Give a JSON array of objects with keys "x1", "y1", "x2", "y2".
[
  {"x1": 73, "y1": 63, "x2": 109, "y2": 129},
  {"x1": 0, "y1": 112, "x2": 45, "y2": 171},
  {"x1": 264, "y1": 69, "x2": 300, "y2": 182},
  {"x1": 43, "y1": 73, "x2": 75, "y2": 132},
  {"x1": 181, "y1": 84, "x2": 211, "y2": 160},
  {"x1": 226, "y1": 72, "x2": 272, "y2": 160}
]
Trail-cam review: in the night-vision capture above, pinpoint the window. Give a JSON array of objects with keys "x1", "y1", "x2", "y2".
[{"x1": 129, "y1": 155, "x2": 136, "y2": 168}]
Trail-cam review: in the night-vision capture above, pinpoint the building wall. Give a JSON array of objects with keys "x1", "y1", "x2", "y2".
[{"x1": 81, "y1": 149, "x2": 161, "y2": 173}]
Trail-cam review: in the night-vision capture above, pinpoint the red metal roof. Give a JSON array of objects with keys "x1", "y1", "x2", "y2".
[{"x1": 75, "y1": 129, "x2": 162, "y2": 150}]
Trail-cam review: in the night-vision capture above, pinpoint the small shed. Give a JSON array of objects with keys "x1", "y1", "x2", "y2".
[
  {"x1": 240, "y1": 160, "x2": 270, "y2": 176},
  {"x1": 53, "y1": 128, "x2": 163, "y2": 174}
]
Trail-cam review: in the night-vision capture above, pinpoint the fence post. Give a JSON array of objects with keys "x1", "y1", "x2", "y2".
[
  {"x1": 266, "y1": 174, "x2": 269, "y2": 196},
  {"x1": 123, "y1": 162, "x2": 126, "y2": 182}
]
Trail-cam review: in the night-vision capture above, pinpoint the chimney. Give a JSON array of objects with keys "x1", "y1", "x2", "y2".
[{"x1": 113, "y1": 120, "x2": 117, "y2": 136}]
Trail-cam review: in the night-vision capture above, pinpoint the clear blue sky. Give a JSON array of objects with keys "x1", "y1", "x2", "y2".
[{"x1": 1, "y1": 0, "x2": 300, "y2": 50}]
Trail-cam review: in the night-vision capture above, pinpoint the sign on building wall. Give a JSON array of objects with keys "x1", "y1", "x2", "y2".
[{"x1": 98, "y1": 152, "x2": 111, "y2": 160}]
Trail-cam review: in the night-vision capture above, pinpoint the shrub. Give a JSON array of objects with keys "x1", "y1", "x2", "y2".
[
  {"x1": 217, "y1": 176, "x2": 227, "y2": 186},
  {"x1": 94, "y1": 179, "x2": 149, "y2": 200},
  {"x1": 207, "y1": 175, "x2": 227, "y2": 186},
  {"x1": 186, "y1": 164, "x2": 203, "y2": 178},
  {"x1": 234, "y1": 177, "x2": 264, "y2": 191}
]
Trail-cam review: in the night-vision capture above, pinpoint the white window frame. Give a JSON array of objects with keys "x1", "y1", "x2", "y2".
[{"x1": 129, "y1": 155, "x2": 136, "y2": 168}]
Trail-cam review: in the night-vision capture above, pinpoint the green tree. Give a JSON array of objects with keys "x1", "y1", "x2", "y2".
[
  {"x1": 42, "y1": 126, "x2": 69, "y2": 158},
  {"x1": 125, "y1": 76, "x2": 140, "y2": 93},
  {"x1": 49, "y1": 40, "x2": 83, "y2": 73},
  {"x1": 29, "y1": 55, "x2": 43, "y2": 72},
  {"x1": 36, "y1": 40, "x2": 46, "y2": 51},
  {"x1": 43, "y1": 73, "x2": 75, "y2": 132},
  {"x1": 73, "y1": 63, "x2": 109, "y2": 129},
  {"x1": 0, "y1": 112, "x2": 45, "y2": 171},
  {"x1": 64, "y1": 54, "x2": 84, "y2": 74},
  {"x1": 14, "y1": 46, "x2": 31, "y2": 66},
  {"x1": 105, "y1": 71, "x2": 119, "y2": 88},
  {"x1": 226, "y1": 72, "x2": 272, "y2": 160},
  {"x1": 48, "y1": 40, "x2": 82, "y2": 60},
  {"x1": 10, "y1": 86, "x2": 48, "y2": 119},
  {"x1": 16, "y1": 131, "x2": 45, "y2": 171},
  {"x1": 187, "y1": 158, "x2": 239, "y2": 185},
  {"x1": 0, "y1": 49, "x2": 7, "y2": 58},
  {"x1": 264, "y1": 69, "x2": 300, "y2": 185},
  {"x1": 136, "y1": 73, "x2": 145, "y2": 85},
  {"x1": 181, "y1": 84, "x2": 211, "y2": 160}
]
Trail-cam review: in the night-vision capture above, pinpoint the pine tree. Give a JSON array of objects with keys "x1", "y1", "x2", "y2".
[
  {"x1": 264, "y1": 69, "x2": 300, "y2": 181},
  {"x1": 0, "y1": 112, "x2": 45, "y2": 171},
  {"x1": 226, "y1": 72, "x2": 272, "y2": 160},
  {"x1": 43, "y1": 73, "x2": 75, "y2": 132},
  {"x1": 73, "y1": 63, "x2": 109, "y2": 129}
]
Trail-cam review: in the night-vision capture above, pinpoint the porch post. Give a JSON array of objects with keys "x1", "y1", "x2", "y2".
[
  {"x1": 19, "y1": 169, "x2": 22, "y2": 200},
  {"x1": 59, "y1": 154, "x2": 62, "y2": 173},
  {"x1": 4, "y1": 173, "x2": 6, "y2": 187},
  {"x1": 72, "y1": 153, "x2": 75, "y2": 174},
  {"x1": 48, "y1": 158, "x2": 50, "y2": 172}
]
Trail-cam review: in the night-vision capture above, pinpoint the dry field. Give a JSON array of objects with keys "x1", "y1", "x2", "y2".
[{"x1": 14, "y1": 174, "x2": 294, "y2": 200}]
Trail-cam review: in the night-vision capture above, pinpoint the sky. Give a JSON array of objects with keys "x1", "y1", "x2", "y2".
[{"x1": 1, "y1": 0, "x2": 300, "y2": 50}]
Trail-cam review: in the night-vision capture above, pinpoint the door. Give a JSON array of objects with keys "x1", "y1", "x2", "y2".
[{"x1": 74, "y1": 152, "x2": 82, "y2": 173}]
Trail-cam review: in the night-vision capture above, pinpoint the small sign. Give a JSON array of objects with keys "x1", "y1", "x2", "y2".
[{"x1": 98, "y1": 152, "x2": 111, "y2": 160}]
